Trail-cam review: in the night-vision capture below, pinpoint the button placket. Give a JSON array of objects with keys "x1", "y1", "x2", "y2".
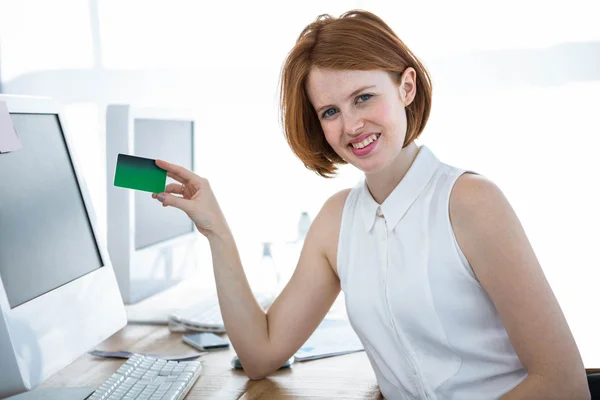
[
  {"x1": 383, "y1": 220, "x2": 393, "y2": 327},
  {"x1": 375, "y1": 209, "x2": 392, "y2": 327},
  {"x1": 381, "y1": 223, "x2": 426, "y2": 397}
]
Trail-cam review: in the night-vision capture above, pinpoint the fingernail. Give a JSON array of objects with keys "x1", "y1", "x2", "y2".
[{"x1": 157, "y1": 193, "x2": 165, "y2": 202}]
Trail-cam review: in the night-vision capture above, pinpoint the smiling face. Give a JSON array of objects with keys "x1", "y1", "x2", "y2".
[{"x1": 306, "y1": 68, "x2": 416, "y2": 174}]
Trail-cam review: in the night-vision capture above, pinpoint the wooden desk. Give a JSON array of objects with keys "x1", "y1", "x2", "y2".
[
  {"x1": 41, "y1": 323, "x2": 383, "y2": 399},
  {"x1": 38, "y1": 278, "x2": 598, "y2": 399},
  {"x1": 39, "y1": 277, "x2": 380, "y2": 399}
]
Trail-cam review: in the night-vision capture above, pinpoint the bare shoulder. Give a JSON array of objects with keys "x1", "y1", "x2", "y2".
[
  {"x1": 322, "y1": 188, "x2": 353, "y2": 216},
  {"x1": 313, "y1": 188, "x2": 352, "y2": 240},
  {"x1": 449, "y1": 172, "x2": 521, "y2": 280},
  {"x1": 449, "y1": 173, "x2": 508, "y2": 223},
  {"x1": 310, "y1": 188, "x2": 352, "y2": 276}
]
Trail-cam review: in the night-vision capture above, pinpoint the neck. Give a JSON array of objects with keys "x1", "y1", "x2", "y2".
[{"x1": 365, "y1": 141, "x2": 420, "y2": 204}]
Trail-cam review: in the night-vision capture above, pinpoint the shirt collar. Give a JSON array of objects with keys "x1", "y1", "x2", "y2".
[{"x1": 359, "y1": 145, "x2": 440, "y2": 233}]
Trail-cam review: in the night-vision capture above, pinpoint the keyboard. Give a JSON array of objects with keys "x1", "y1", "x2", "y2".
[
  {"x1": 169, "y1": 292, "x2": 274, "y2": 333},
  {"x1": 87, "y1": 354, "x2": 202, "y2": 400}
]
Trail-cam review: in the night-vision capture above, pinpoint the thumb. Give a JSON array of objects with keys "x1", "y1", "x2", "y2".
[{"x1": 157, "y1": 192, "x2": 191, "y2": 213}]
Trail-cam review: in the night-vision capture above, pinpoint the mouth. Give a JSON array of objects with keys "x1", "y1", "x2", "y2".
[
  {"x1": 348, "y1": 133, "x2": 380, "y2": 149},
  {"x1": 348, "y1": 133, "x2": 381, "y2": 157}
]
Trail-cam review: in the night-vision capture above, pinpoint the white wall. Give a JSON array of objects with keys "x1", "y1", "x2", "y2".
[{"x1": 1, "y1": 0, "x2": 599, "y2": 366}]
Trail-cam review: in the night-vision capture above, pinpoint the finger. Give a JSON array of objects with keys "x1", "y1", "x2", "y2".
[
  {"x1": 156, "y1": 159, "x2": 197, "y2": 182},
  {"x1": 164, "y1": 183, "x2": 184, "y2": 194},
  {"x1": 167, "y1": 171, "x2": 186, "y2": 184},
  {"x1": 156, "y1": 192, "x2": 191, "y2": 213}
]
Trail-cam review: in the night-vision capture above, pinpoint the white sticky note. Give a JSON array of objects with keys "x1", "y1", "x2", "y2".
[{"x1": 0, "y1": 100, "x2": 22, "y2": 153}]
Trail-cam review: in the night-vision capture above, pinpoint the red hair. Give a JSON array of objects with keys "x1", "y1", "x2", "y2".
[{"x1": 280, "y1": 10, "x2": 433, "y2": 177}]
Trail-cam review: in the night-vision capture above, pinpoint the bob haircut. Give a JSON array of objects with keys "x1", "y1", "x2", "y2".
[{"x1": 280, "y1": 10, "x2": 433, "y2": 177}]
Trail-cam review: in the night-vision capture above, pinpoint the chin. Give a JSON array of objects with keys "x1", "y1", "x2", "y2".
[{"x1": 353, "y1": 158, "x2": 386, "y2": 174}]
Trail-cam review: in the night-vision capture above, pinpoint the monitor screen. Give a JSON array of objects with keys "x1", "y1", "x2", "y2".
[
  {"x1": 0, "y1": 113, "x2": 103, "y2": 309},
  {"x1": 134, "y1": 118, "x2": 194, "y2": 249}
]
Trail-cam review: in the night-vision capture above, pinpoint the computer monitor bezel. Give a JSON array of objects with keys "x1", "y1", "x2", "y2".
[
  {"x1": 0, "y1": 94, "x2": 126, "y2": 398},
  {"x1": 106, "y1": 104, "x2": 199, "y2": 305}
]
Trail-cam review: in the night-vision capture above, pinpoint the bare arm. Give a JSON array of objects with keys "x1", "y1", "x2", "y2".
[
  {"x1": 152, "y1": 160, "x2": 349, "y2": 380},
  {"x1": 215, "y1": 190, "x2": 348, "y2": 379},
  {"x1": 450, "y1": 174, "x2": 590, "y2": 400}
]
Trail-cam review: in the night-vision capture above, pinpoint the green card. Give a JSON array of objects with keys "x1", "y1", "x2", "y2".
[{"x1": 114, "y1": 153, "x2": 167, "y2": 193}]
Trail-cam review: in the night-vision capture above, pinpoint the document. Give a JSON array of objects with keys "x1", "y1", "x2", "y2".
[{"x1": 295, "y1": 318, "x2": 364, "y2": 361}]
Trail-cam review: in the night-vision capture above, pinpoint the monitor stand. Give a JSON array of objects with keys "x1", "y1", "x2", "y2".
[{"x1": 6, "y1": 387, "x2": 95, "y2": 399}]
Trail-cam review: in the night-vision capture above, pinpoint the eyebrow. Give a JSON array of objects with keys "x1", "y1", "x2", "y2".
[{"x1": 316, "y1": 85, "x2": 376, "y2": 114}]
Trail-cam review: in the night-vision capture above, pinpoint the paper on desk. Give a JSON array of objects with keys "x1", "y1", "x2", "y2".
[
  {"x1": 89, "y1": 349, "x2": 204, "y2": 361},
  {"x1": 294, "y1": 318, "x2": 364, "y2": 361},
  {"x1": 0, "y1": 101, "x2": 22, "y2": 153}
]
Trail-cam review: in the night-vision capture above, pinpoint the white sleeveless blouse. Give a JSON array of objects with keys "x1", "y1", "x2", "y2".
[{"x1": 337, "y1": 146, "x2": 527, "y2": 399}]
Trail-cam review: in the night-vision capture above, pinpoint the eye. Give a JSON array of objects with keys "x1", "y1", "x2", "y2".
[
  {"x1": 356, "y1": 94, "x2": 373, "y2": 103},
  {"x1": 322, "y1": 108, "x2": 337, "y2": 119}
]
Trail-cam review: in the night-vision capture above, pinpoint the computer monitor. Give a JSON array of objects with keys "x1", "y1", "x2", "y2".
[
  {"x1": 0, "y1": 94, "x2": 127, "y2": 398},
  {"x1": 106, "y1": 104, "x2": 199, "y2": 305}
]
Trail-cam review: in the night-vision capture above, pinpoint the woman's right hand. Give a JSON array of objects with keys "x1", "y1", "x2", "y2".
[{"x1": 152, "y1": 159, "x2": 227, "y2": 237}]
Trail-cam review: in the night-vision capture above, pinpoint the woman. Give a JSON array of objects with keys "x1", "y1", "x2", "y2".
[{"x1": 153, "y1": 10, "x2": 589, "y2": 399}]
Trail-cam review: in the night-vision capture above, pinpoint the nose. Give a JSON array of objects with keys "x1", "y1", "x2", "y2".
[{"x1": 342, "y1": 110, "x2": 365, "y2": 136}]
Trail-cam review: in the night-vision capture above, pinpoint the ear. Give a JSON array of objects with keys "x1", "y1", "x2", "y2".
[{"x1": 398, "y1": 67, "x2": 417, "y2": 107}]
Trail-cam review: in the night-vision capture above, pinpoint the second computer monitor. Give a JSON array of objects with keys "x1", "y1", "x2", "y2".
[{"x1": 106, "y1": 104, "x2": 200, "y2": 304}]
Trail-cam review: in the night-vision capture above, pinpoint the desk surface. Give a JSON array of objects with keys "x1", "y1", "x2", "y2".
[
  {"x1": 39, "y1": 279, "x2": 599, "y2": 399},
  {"x1": 40, "y1": 280, "x2": 382, "y2": 399},
  {"x1": 40, "y1": 323, "x2": 600, "y2": 399},
  {"x1": 40, "y1": 323, "x2": 383, "y2": 399}
]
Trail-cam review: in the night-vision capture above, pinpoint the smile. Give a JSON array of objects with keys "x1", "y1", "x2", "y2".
[
  {"x1": 349, "y1": 133, "x2": 381, "y2": 157},
  {"x1": 350, "y1": 133, "x2": 381, "y2": 149},
  {"x1": 350, "y1": 133, "x2": 380, "y2": 149}
]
